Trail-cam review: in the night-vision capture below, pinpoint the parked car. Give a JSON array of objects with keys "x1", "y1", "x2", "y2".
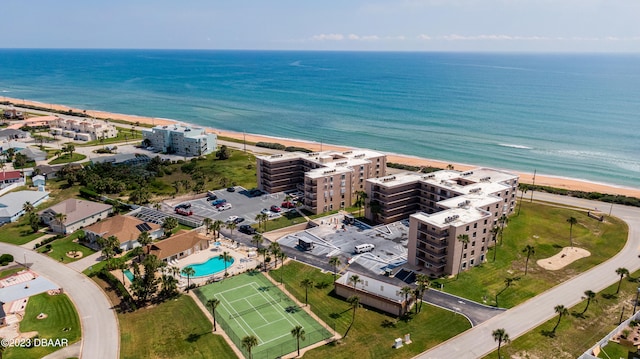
[
  {"x1": 281, "y1": 201, "x2": 295, "y2": 209},
  {"x1": 175, "y1": 208, "x2": 193, "y2": 216},
  {"x1": 270, "y1": 205, "x2": 281, "y2": 213},
  {"x1": 227, "y1": 215, "x2": 239, "y2": 223},
  {"x1": 239, "y1": 224, "x2": 257, "y2": 235},
  {"x1": 261, "y1": 208, "x2": 271, "y2": 214},
  {"x1": 248, "y1": 189, "x2": 265, "y2": 197},
  {"x1": 175, "y1": 202, "x2": 191, "y2": 209},
  {"x1": 218, "y1": 203, "x2": 232, "y2": 211},
  {"x1": 212, "y1": 199, "x2": 227, "y2": 206},
  {"x1": 233, "y1": 217, "x2": 245, "y2": 224},
  {"x1": 227, "y1": 187, "x2": 236, "y2": 192}
]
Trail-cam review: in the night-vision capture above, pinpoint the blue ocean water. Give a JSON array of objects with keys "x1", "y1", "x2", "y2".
[{"x1": 1, "y1": 49, "x2": 639, "y2": 189}]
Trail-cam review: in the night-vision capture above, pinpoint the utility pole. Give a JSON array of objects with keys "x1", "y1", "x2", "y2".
[{"x1": 529, "y1": 169, "x2": 536, "y2": 203}]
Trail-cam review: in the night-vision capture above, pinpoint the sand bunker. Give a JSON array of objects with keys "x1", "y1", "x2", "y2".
[
  {"x1": 537, "y1": 247, "x2": 591, "y2": 270},
  {"x1": 66, "y1": 251, "x2": 83, "y2": 259}
]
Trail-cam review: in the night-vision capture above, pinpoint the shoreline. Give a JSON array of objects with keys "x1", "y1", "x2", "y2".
[{"x1": 5, "y1": 96, "x2": 640, "y2": 198}]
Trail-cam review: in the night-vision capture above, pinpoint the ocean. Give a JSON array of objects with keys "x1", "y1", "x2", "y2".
[{"x1": 0, "y1": 49, "x2": 638, "y2": 189}]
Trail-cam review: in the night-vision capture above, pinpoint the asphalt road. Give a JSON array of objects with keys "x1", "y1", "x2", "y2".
[
  {"x1": 416, "y1": 192, "x2": 640, "y2": 359},
  {"x1": 0, "y1": 243, "x2": 119, "y2": 359}
]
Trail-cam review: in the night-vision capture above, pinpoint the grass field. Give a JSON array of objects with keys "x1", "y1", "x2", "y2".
[
  {"x1": 195, "y1": 271, "x2": 332, "y2": 359},
  {"x1": 0, "y1": 218, "x2": 45, "y2": 245},
  {"x1": 436, "y1": 201, "x2": 628, "y2": 308},
  {"x1": 119, "y1": 295, "x2": 236, "y2": 359},
  {"x1": 36, "y1": 231, "x2": 96, "y2": 264},
  {"x1": 483, "y1": 269, "x2": 640, "y2": 359},
  {"x1": 270, "y1": 261, "x2": 472, "y2": 359},
  {"x1": 4, "y1": 293, "x2": 81, "y2": 359}
]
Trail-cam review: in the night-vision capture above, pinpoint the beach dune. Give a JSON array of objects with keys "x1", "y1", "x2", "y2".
[{"x1": 4, "y1": 96, "x2": 640, "y2": 198}]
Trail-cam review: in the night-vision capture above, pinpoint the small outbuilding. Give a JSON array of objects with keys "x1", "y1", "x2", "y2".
[{"x1": 335, "y1": 271, "x2": 413, "y2": 317}]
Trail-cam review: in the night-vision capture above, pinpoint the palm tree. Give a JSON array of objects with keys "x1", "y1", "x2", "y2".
[
  {"x1": 415, "y1": 273, "x2": 430, "y2": 313},
  {"x1": 181, "y1": 267, "x2": 195, "y2": 291},
  {"x1": 255, "y1": 212, "x2": 268, "y2": 232},
  {"x1": 251, "y1": 234, "x2": 263, "y2": 249},
  {"x1": 329, "y1": 256, "x2": 341, "y2": 280},
  {"x1": 552, "y1": 304, "x2": 568, "y2": 333},
  {"x1": 498, "y1": 214, "x2": 509, "y2": 245},
  {"x1": 345, "y1": 295, "x2": 361, "y2": 337},
  {"x1": 348, "y1": 274, "x2": 362, "y2": 291},
  {"x1": 269, "y1": 242, "x2": 281, "y2": 267},
  {"x1": 257, "y1": 247, "x2": 268, "y2": 271},
  {"x1": 241, "y1": 335, "x2": 259, "y2": 359},
  {"x1": 456, "y1": 234, "x2": 470, "y2": 279},
  {"x1": 23, "y1": 201, "x2": 35, "y2": 213},
  {"x1": 54, "y1": 212, "x2": 67, "y2": 232},
  {"x1": 207, "y1": 298, "x2": 220, "y2": 331},
  {"x1": 490, "y1": 226, "x2": 501, "y2": 262},
  {"x1": 567, "y1": 216, "x2": 578, "y2": 247},
  {"x1": 162, "y1": 217, "x2": 178, "y2": 237},
  {"x1": 220, "y1": 251, "x2": 233, "y2": 277},
  {"x1": 354, "y1": 191, "x2": 368, "y2": 217},
  {"x1": 212, "y1": 220, "x2": 223, "y2": 239},
  {"x1": 517, "y1": 183, "x2": 527, "y2": 216},
  {"x1": 170, "y1": 266, "x2": 180, "y2": 279},
  {"x1": 401, "y1": 285, "x2": 413, "y2": 307},
  {"x1": 225, "y1": 221, "x2": 237, "y2": 238},
  {"x1": 137, "y1": 231, "x2": 152, "y2": 254},
  {"x1": 291, "y1": 325, "x2": 306, "y2": 357},
  {"x1": 492, "y1": 328, "x2": 511, "y2": 358},
  {"x1": 277, "y1": 251, "x2": 287, "y2": 272},
  {"x1": 616, "y1": 267, "x2": 629, "y2": 294},
  {"x1": 300, "y1": 278, "x2": 314, "y2": 306},
  {"x1": 202, "y1": 217, "x2": 212, "y2": 235},
  {"x1": 582, "y1": 290, "x2": 596, "y2": 314},
  {"x1": 495, "y1": 277, "x2": 520, "y2": 308},
  {"x1": 522, "y1": 245, "x2": 535, "y2": 275}
]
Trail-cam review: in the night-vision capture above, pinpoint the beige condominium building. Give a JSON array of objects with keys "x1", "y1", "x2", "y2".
[
  {"x1": 256, "y1": 150, "x2": 387, "y2": 214},
  {"x1": 365, "y1": 168, "x2": 519, "y2": 277},
  {"x1": 142, "y1": 124, "x2": 217, "y2": 157}
]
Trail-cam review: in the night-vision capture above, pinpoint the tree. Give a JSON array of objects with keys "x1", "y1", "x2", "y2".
[
  {"x1": 212, "y1": 220, "x2": 223, "y2": 239},
  {"x1": 202, "y1": 217, "x2": 212, "y2": 235},
  {"x1": 345, "y1": 295, "x2": 361, "y2": 337},
  {"x1": 492, "y1": 328, "x2": 511, "y2": 358},
  {"x1": 354, "y1": 191, "x2": 368, "y2": 217},
  {"x1": 522, "y1": 245, "x2": 535, "y2": 275},
  {"x1": 137, "y1": 231, "x2": 152, "y2": 254},
  {"x1": 401, "y1": 285, "x2": 413, "y2": 306},
  {"x1": 490, "y1": 226, "x2": 501, "y2": 262},
  {"x1": 495, "y1": 276, "x2": 520, "y2": 308},
  {"x1": 225, "y1": 221, "x2": 237, "y2": 238},
  {"x1": 23, "y1": 201, "x2": 35, "y2": 214},
  {"x1": 291, "y1": 325, "x2": 306, "y2": 357},
  {"x1": 54, "y1": 212, "x2": 67, "y2": 229},
  {"x1": 329, "y1": 256, "x2": 341, "y2": 280},
  {"x1": 98, "y1": 235, "x2": 120, "y2": 263},
  {"x1": 207, "y1": 298, "x2": 220, "y2": 332},
  {"x1": 131, "y1": 246, "x2": 144, "y2": 262},
  {"x1": 517, "y1": 183, "x2": 528, "y2": 216},
  {"x1": 162, "y1": 217, "x2": 178, "y2": 237},
  {"x1": 257, "y1": 248, "x2": 268, "y2": 271},
  {"x1": 348, "y1": 274, "x2": 362, "y2": 291},
  {"x1": 220, "y1": 251, "x2": 232, "y2": 277},
  {"x1": 415, "y1": 273, "x2": 430, "y2": 313},
  {"x1": 159, "y1": 274, "x2": 178, "y2": 299},
  {"x1": 65, "y1": 143, "x2": 75, "y2": 158},
  {"x1": 255, "y1": 212, "x2": 268, "y2": 232},
  {"x1": 251, "y1": 234, "x2": 263, "y2": 249},
  {"x1": 300, "y1": 278, "x2": 314, "y2": 306},
  {"x1": 567, "y1": 216, "x2": 578, "y2": 248},
  {"x1": 131, "y1": 255, "x2": 162, "y2": 304},
  {"x1": 269, "y1": 242, "x2": 281, "y2": 266},
  {"x1": 456, "y1": 234, "x2": 470, "y2": 279},
  {"x1": 582, "y1": 290, "x2": 596, "y2": 314},
  {"x1": 181, "y1": 267, "x2": 195, "y2": 291},
  {"x1": 552, "y1": 304, "x2": 569, "y2": 333},
  {"x1": 216, "y1": 145, "x2": 231, "y2": 160},
  {"x1": 616, "y1": 267, "x2": 629, "y2": 294},
  {"x1": 241, "y1": 335, "x2": 258, "y2": 359},
  {"x1": 28, "y1": 212, "x2": 40, "y2": 233},
  {"x1": 498, "y1": 214, "x2": 509, "y2": 245}
]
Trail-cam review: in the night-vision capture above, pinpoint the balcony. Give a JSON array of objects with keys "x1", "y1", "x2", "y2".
[{"x1": 416, "y1": 247, "x2": 447, "y2": 259}]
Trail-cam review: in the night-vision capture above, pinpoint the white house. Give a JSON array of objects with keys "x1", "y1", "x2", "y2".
[
  {"x1": 0, "y1": 190, "x2": 50, "y2": 224},
  {"x1": 39, "y1": 199, "x2": 112, "y2": 234}
]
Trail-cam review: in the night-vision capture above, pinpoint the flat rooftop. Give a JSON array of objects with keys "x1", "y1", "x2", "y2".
[
  {"x1": 336, "y1": 271, "x2": 405, "y2": 303},
  {"x1": 411, "y1": 206, "x2": 491, "y2": 228}
]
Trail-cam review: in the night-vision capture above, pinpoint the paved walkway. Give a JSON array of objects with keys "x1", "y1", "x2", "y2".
[
  {"x1": 0, "y1": 243, "x2": 119, "y2": 359},
  {"x1": 417, "y1": 193, "x2": 640, "y2": 359},
  {"x1": 67, "y1": 252, "x2": 103, "y2": 272}
]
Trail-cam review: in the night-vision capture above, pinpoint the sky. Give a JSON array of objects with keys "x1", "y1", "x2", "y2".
[{"x1": 2, "y1": 0, "x2": 639, "y2": 52}]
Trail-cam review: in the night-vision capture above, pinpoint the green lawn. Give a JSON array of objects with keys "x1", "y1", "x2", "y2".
[
  {"x1": 436, "y1": 201, "x2": 628, "y2": 308},
  {"x1": 76, "y1": 127, "x2": 143, "y2": 147},
  {"x1": 0, "y1": 266, "x2": 26, "y2": 278},
  {"x1": 4, "y1": 293, "x2": 81, "y2": 359},
  {"x1": 483, "y1": 269, "x2": 640, "y2": 359},
  {"x1": 0, "y1": 217, "x2": 46, "y2": 245},
  {"x1": 48, "y1": 152, "x2": 87, "y2": 165},
  {"x1": 258, "y1": 210, "x2": 305, "y2": 232},
  {"x1": 119, "y1": 295, "x2": 237, "y2": 359},
  {"x1": 270, "y1": 261, "x2": 472, "y2": 359},
  {"x1": 36, "y1": 231, "x2": 96, "y2": 264}
]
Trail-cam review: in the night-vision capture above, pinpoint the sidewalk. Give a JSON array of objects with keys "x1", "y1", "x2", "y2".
[{"x1": 67, "y1": 252, "x2": 103, "y2": 272}]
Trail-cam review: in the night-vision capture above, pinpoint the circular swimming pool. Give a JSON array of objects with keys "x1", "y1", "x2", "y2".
[{"x1": 182, "y1": 256, "x2": 234, "y2": 277}]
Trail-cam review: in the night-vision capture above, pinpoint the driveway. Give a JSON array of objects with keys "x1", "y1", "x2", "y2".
[
  {"x1": 416, "y1": 192, "x2": 640, "y2": 358},
  {"x1": 0, "y1": 243, "x2": 119, "y2": 359}
]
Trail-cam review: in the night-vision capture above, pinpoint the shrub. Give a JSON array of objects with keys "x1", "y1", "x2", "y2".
[
  {"x1": 255, "y1": 142, "x2": 286, "y2": 150},
  {"x1": 0, "y1": 253, "x2": 14, "y2": 265}
]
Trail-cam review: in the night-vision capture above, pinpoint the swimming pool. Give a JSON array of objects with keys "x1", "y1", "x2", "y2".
[
  {"x1": 183, "y1": 256, "x2": 234, "y2": 277},
  {"x1": 123, "y1": 269, "x2": 134, "y2": 282}
]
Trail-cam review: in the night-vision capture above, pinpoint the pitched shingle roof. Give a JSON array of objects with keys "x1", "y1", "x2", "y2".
[
  {"x1": 40, "y1": 199, "x2": 112, "y2": 225},
  {"x1": 84, "y1": 215, "x2": 160, "y2": 244},
  {"x1": 148, "y1": 231, "x2": 208, "y2": 260}
]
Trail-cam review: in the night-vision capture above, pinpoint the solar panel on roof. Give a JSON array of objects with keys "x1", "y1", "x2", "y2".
[{"x1": 141, "y1": 223, "x2": 152, "y2": 231}]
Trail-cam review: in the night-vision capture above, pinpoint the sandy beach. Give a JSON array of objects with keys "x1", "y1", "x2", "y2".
[{"x1": 6, "y1": 96, "x2": 640, "y2": 198}]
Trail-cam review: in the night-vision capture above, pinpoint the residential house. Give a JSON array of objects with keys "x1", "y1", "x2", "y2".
[
  {"x1": 18, "y1": 147, "x2": 47, "y2": 162},
  {"x1": 49, "y1": 117, "x2": 118, "y2": 141},
  {"x1": 0, "y1": 129, "x2": 29, "y2": 142},
  {"x1": 334, "y1": 271, "x2": 413, "y2": 317},
  {"x1": 34, "y1": 163, "x2": 83, "y2": 180},
  {"x1": 148, "y1": 230, "x2": 210, "y2": 263},
  {"x1": 0, "y1": 190, "x2": 50, "y2": 224},
  {"x1": 0, "y1": 171, "x2": 23, "y2": 186},
  {"x1": 2, "y1": 108, "x2": 24, "y2": 120},
  {"x1": 39, "y1": 199, "x2": 112, "y2": 234},
  {"x1": 84, "y1": 215, "x2": 163, "y2": 251},
  {"x1": 32, "y1": 175, "x2": 45, "y2": 188}
]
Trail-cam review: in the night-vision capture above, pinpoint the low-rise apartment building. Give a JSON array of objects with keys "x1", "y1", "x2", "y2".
[
  {"x1": 366, "y1": 168, "x2": 519, "y2": 277},
  {"x1": 142, "y1": 124, "x2": 217, "y2": 157},
  {"x1": 256, "y1": 150, "x2": 386, "y2": 214},
  {"x1": 50, "y1": 117, "x2": 118, "y2": 141}
]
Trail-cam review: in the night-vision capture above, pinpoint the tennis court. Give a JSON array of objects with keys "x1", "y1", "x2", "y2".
[{"x1": 195, "y1": 271, "x2": 332, "y2": 359}]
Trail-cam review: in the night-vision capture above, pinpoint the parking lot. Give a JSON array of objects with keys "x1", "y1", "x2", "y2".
[
  {"x1": 172, "y1": 186, "x2": 288, "y2": 225},
  {"x1": 277, "y1": 214, "x2": 409, "y2": 276}
]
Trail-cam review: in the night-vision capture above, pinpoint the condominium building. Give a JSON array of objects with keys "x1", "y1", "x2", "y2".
[
  {"x1": 365, "y1": 168, "x2": 519, "y2": 277},
  {"x1": 141, "y1": 124, "x2": 217, "y2": 157},
  {"x1": 50, "y1": 117, "x2": 118, "y2": 141},
  {"x1": 256, "y1": 150, "x2": 386, "y2": 214}
]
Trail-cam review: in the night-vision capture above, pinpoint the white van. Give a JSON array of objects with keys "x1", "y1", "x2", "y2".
[{"x1": 354, "y1": 243, "x2": 375, "y2": 254}]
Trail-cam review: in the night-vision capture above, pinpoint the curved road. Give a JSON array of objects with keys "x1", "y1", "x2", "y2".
[
  {"x1": 0, "y1": 243, "x2": 119, "y2": 359},
  {"x1": 417, "y1": 192, "x2": 640, "y2": 358}
]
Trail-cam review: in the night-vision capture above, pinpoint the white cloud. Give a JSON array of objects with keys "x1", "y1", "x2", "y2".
[
  {"x1": 311, "y1": 33, "x2": 405, "y2": 42},
  {"x1": 417, "y1": 34, "x2": 432, "y2": 40},
  {"x1": 311, "y1": 33, "x2": 344, "y2": 41}
]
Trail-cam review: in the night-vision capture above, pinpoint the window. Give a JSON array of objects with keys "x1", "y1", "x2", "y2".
[
  {"x1": 472, "y1": 241, "x2": 476, "y2": 246},
  {"x1": 462, "y1": 262, "x2": 467, "y2": 269},
  {"x1": 466, "y1": 225, "x2": 470, "y2": 231},
  {"x1": 470, "y1": 259, "x2": 475, "y2": 266},
  {"x1": 463, "y1": 253, "x2": 467, "y2": 258},
  {"x1": 473, "y1": 223, "x2": 477, "y2": 228}
]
